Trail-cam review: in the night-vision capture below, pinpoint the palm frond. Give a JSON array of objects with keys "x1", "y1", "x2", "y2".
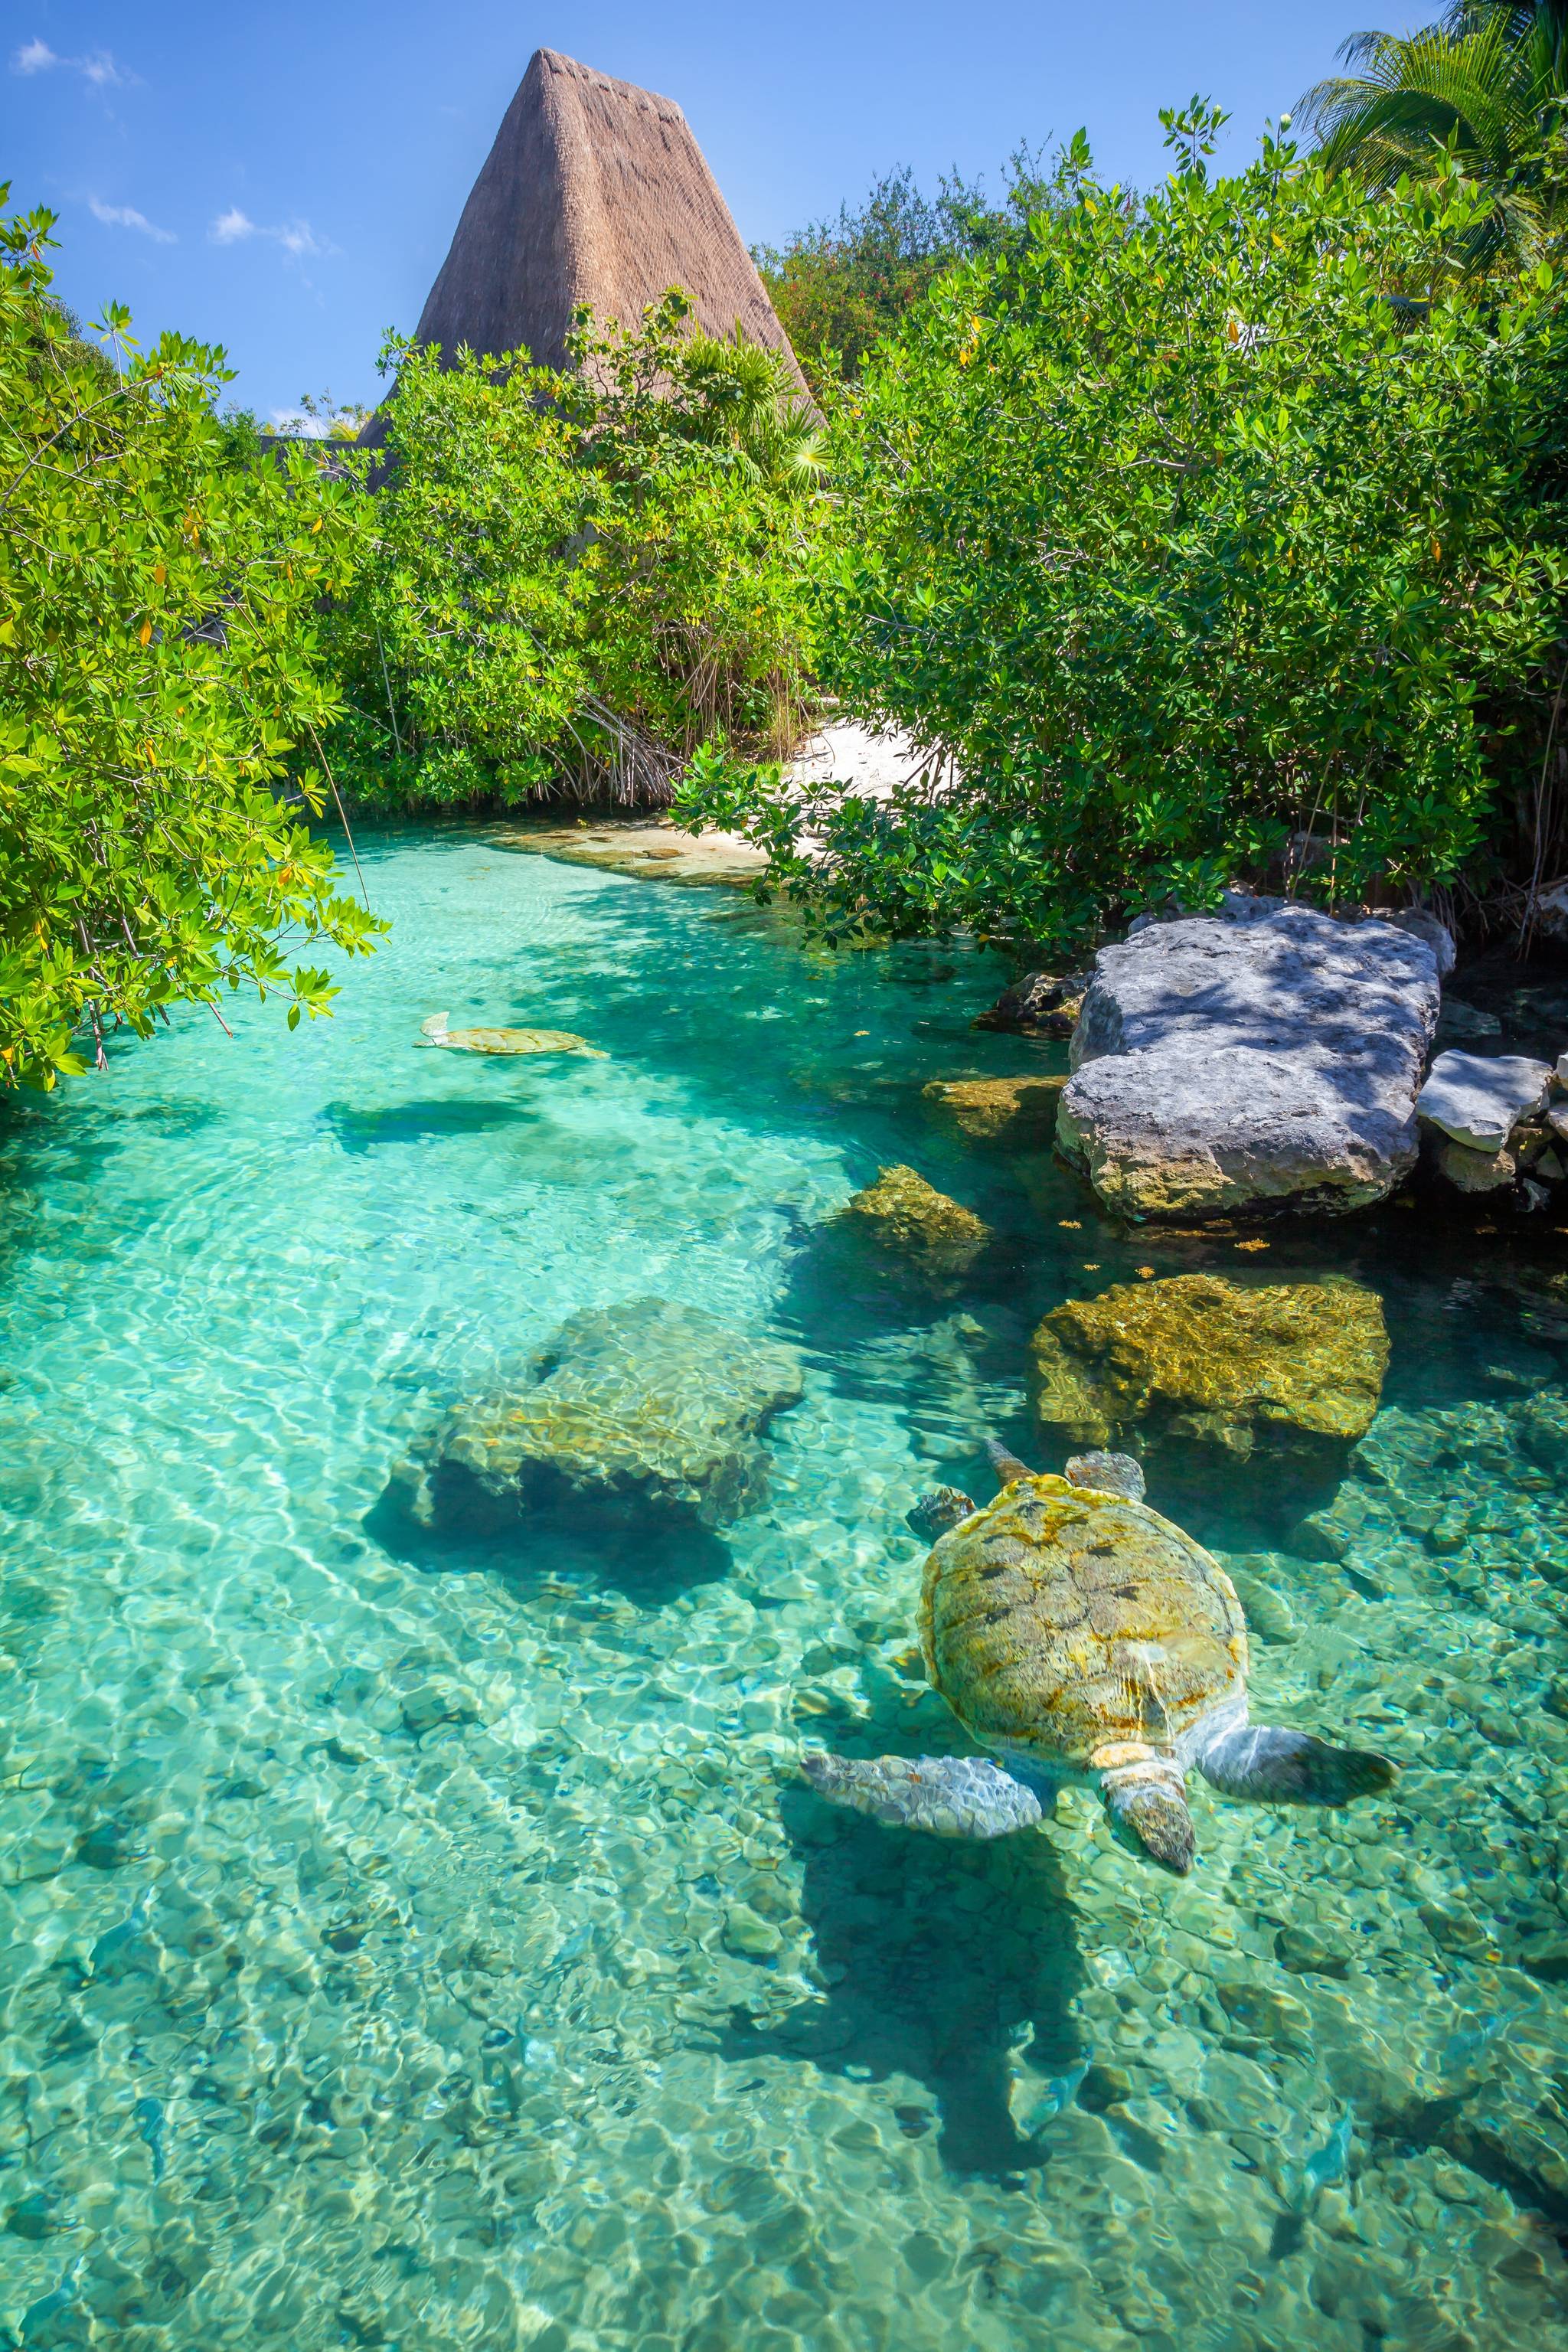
[{"x1": 1298, "y1": 5, "x2": 1566, "y2": 261}]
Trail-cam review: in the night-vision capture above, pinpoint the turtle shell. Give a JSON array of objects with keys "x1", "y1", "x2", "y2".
[
  {"x1": 430, "y1": 1025, "x2": 606, "y2": 1058},
  {"x1": 919, "y1": 1474, "x2": 1247, "y2": 1767}
]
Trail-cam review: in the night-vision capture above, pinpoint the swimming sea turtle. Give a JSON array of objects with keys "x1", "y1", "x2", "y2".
[
  {"x1": 804, "y1": 1442, "x2": 1394, "y2": 1873},
  {"x1": 420, "y1": 1012, "x2": 606, "y2": 1058}
]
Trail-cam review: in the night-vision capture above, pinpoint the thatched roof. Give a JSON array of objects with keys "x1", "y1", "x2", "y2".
[{"x1": 409, "y1": 47, "x2": 808, "y2": 393}]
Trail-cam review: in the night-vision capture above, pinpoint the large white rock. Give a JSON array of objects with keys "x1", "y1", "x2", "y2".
[
  {"x1": 1057, "y1": 907, "x2": 1441, "y2": 1220},
  {"x1": 1416, "y1": 1050, "x2": 1553, "y2": 1155}
]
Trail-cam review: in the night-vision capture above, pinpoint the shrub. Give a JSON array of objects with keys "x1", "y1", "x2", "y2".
[
  {"x1": 685, "y1": 109, "x2": 1568, "y2": 952},
  {"x1": 752, "y1": 155, "x2": 1066, "y2": 399},
  {"x1": 326, "y1": 298, "x2": 825, "y2": 811},
  {"x1": 0, "y1": 195, "x2": 381, "y2": 1089}
]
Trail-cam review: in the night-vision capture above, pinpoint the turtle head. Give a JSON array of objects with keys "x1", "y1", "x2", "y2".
[
  {"x1": 1064, "y1": 1450, "x2": 1146, "y2": 1504},
  {"x1": 1094, "y1": 1743, "x2": 1195, "y2": 1874},
  {"x1": 1113, "y1": 1779, "x2": 1196, "y2": 1874}
]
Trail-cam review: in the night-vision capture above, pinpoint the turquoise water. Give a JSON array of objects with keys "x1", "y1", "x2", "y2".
[{"x1": 1, "y1": 825, "x2": 1566, "y2": 2351}]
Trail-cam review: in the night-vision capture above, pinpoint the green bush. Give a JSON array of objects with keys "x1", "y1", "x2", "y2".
[
  {"x1": 751, "y1": 160, "x2": 1051, "y2": 396},
  {"x1": 0, "y1": 196, "x2": 381, "y2": 1090},
  {"x1": 327, "y1": 298, "x2": 825, "y2": 812},
  {"x1": 685, "y1": 109, "x2": 1568, "y2": 952}
]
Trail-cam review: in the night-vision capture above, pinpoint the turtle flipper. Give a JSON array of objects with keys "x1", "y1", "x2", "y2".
[
  {"x1": 1064, "y1": 1450, "x2": 1145, "y2": 1504},
  {"x1": 800, "y1": 1753, "x2": 1043, "y2": 1838},
  {"x1": 985, "y1": 1437, "x2": 1037, "y2": 1486},
  {"x1": 1196, "y1": 1722, "x2": 1396, "y2": 1806},
  {"x1": 906, "y1": 1487, "x2": 976, "y2": 1542}
]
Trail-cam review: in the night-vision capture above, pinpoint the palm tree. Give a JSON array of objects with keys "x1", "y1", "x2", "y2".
[
  {"x1": 1298, "y1": 2, "x2": 1568, "y2": 258},
  {"x1": 677, "y1": 328, "x2": 828, "y2": 498}
]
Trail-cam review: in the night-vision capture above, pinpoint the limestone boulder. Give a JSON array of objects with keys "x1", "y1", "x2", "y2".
[
  {"x1": 921, "y1": 1075, "x2": 1064, "y2": 1148},
  {"x1": 836, "y1": 1165, "x2": 990, "y2": 1279},
  {"x1": 1057, "y1": 907, "x2": 1440, "y2": 1220},
  {"x1": 1382, "y1": 905, "x2": 1456, "y2": 977},
  {"x1": 1416, "y1": 1050, "x2": 1553, "y2": 1155},
  {"x1": 1028, "y1": 1272, "x2": 1389, "y2": 1481},
  {"x1": 394, "y1": 1297, "x2": 802, "y2": 1530}
]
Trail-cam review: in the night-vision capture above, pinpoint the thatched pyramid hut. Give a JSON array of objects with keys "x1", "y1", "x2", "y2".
[{"x1": 408, "y1": 47, "x2": 808, "y2": 391}]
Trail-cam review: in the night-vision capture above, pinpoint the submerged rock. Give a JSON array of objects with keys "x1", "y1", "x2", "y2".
[
  {"x1": 835, "y1": 1165, "x2": 989, "y2": 1279},
  {"x1": 1222, "y1": 1559, "x2": 1298, "y2": 1644},
  {"x1": 1029, "y1": 1272, "x2": 1389, "y2": 1478},
  {"x1": 1057, "y1": 907, "x2": 1440, "y2": 1219},
  {"x1": 920, "y1": 1075, "x2": 1064, "y2": 1148},
  {"x1": 489, "y1": 818, "x2": 769, "y2": 888},
  {"x1": 1433, "y1": 998, "x2": 1502, "y2": 1048},
  {"x1": 1416, "y1": 1050, "x2": 1553, "y2": 1156},
  {"x1": 394, "y1": 1298, "x2": 802, "y2": 1530}
]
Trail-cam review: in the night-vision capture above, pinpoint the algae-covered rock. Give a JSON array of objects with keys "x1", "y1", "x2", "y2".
[
  {"x1": 395, "y1": 1297, "x2": 802, "y2": 1530},
  {"x1": 1432, "y1": 1135, "x2": 1517, "y2": 1194},
  {"x1": 1028, "y1": 1273, "x2": 1389, "y2": 1477},
  {"x1": 837, "y1": 1165, "x2": 989, "y2": 1279},
  {"x1": 921, "y1": 1075, "x2": 1065, "y2": 1148},
  {"x1": 976, "y1": 970, "x2": 1088, "y2": 1038}
]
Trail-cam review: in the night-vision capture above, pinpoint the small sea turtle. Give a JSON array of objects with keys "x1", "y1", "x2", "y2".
[
  {"x1": 420, "y1": 1012, "x2": 606, "y2": 1058},
  {"x1": 805, "y1": 1442, "x2": 1394, "y2": 1873}
]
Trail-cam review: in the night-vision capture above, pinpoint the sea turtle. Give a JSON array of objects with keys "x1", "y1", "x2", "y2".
[
  {"x1": 804, "y1": 1441, "x2": 1394, "y2": 1873},
  {"x1": 420, "y1": 1012, "x2": 606, "y2": 1058}
]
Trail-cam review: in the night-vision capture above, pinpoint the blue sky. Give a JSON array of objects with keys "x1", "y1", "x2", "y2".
[{"x1": 8, "y1": 2, "x2": 1420, "y2": 423}]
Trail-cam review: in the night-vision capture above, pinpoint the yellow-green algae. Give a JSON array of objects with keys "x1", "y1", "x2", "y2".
[
  {"x1": 921, "y1": 1074, "x2": 1066, "y2": 1147},
  {"x1": 1030, "y1": 1271, "x2": 1390, "y2": 1461}
]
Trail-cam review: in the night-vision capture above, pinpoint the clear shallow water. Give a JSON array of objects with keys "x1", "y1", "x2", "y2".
[{"x1": 0, "y1": 825, "x2": 1566, "y2": 2351}]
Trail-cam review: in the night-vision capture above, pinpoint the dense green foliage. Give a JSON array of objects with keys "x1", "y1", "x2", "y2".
[
  {"x1": 682, "y1": 109, "x2": 1568, "y2": 954},
  {"x1": 0, "y1": 198, "x2": 381, "y2": 1090},
  {"x1": 327, "y1": 298, "x2": 824, "y2": 808},
  {"x1": 1301, "y1": 2, "x2": 1568, "y2": 260},
  {"x1": 752, "y1": 158, "x2": 1054, "y2": 395}
]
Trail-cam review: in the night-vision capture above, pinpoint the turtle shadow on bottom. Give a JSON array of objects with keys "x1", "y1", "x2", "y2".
[
  {"x1": 320, "y1": 1097, "x2": 544, "y2": 1154},
  {"x1": 723, "y1": 1785, "x2": 1086, "y2": 2181},
  {"x1": 362, "y1": 1481, "x2": 735, "y2": 1607}
]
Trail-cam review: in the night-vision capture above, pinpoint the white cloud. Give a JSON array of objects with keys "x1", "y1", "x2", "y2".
[
  {"x1": 12, "y1": 38, "x2": 129, "y2": 86},
  {"x1": 90, "y1": 197, "x2": 175, "y2": 244},
  {"x1": 210, "y1": 208, "x2": 332, "y2": 261}
]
